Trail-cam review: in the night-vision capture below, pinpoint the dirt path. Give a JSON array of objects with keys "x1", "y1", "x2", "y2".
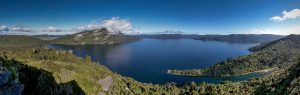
[{"x1": 98, "y1": 76, "x2": 113, "y2": 91}]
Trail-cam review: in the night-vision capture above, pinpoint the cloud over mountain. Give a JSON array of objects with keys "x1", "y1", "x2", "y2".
[
  {"x1": 72, "y1": 17, "x2": 137, "y2": 34},
  {"x1": 0, "y1": 17, "x2": 138, "y2": 35},
  {"x1": 151, "y1": 30, "x2": 184, "y2": 34},
  {"x1": 270, "y1": 9, "x2": 300, "y2": 22},
  {"x1": 10, "y1": 25, "x2": 32, "y2": 32},
  {"x1": 250, "y1": 24, "x2": 300, "y2": 35},
  {"x1": 0, "y1": 25, "x2": 9, "y2": 31},
  {"x1": 99, "y1": 17, "x2": 133, "y2": 34},
  {"x1": 41, "y1": 26, "x2": 63, "y2": 32}
]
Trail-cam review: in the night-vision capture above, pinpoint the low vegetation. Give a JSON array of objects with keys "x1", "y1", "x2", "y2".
[
  {"x1": 0, "y1": 35, "x2": 47, "y2": 47},
  {"x1": 0, "y1": 47, "x2": 112, "y2": 94},
  {"x1": 0, "y1": 34, "x2": 300, "y2": 94}
]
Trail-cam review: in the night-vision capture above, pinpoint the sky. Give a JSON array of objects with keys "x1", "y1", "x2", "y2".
[{"x1": 0, "y1": 0, "x2": 300, "y2": 35}]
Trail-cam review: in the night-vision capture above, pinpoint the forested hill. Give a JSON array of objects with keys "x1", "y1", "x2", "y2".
[
  {"x1": 0, "y1": 35, "x2": 47, "y2": 46},
  {"x1": 50, "y1": 28, "x2": 140, "y2": 45},
  {"x1": 249, "y1": 34, "x2": 300, "y2": 51},
  {"x1": 168, "y1": 34, "x2": 300, "y2": 77},
  {"x1": 194, "y1": 34, "x2": 284, "y2": 43}
]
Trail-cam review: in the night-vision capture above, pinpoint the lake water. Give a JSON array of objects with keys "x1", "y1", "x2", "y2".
[{"x1": 49, "y1": 39, "x2": 270, "y2": 84}]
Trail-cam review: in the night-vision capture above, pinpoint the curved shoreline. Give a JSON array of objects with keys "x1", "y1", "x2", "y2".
[{"x1": 167, "y1": 67, "x2": 276, "y2": 77}]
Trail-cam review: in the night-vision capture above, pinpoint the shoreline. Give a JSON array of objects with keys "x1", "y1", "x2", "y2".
[{"x1": 167, "y1": 67, "x2": 276, "y2": 77}]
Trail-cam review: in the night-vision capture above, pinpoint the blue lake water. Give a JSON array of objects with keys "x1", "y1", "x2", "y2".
[{"x1": 49, "y1": 39, "x2": 270, "y2": 84}]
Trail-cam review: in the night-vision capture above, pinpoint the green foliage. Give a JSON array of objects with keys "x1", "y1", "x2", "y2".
[
  {"x1": 0, "y1": 47, "x2": 112, "y2": 94},
  {"x1": 0, "y1": 35, "x2": 47, "y2": 47},
  {"x1": 85, "y1": 55, "x2": 92, "y2": 64},
  {"x1": 253, "y1": 61, "x2": 300, "y2": 94},
  {"x1": 0, "y1": 56, "x2": 86, "y2": 95}
]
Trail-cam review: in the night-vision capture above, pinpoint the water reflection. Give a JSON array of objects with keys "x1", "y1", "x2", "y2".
[{"x1": 105, "y1": 45, "x2": 132, "y2": 67}]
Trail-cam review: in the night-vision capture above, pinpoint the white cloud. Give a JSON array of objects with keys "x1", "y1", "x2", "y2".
[
  {"x1": 41, "y1": 26, "x2": 63, "y2": 32},
  {"x1": 71, "y1": 26, "x2": 86, "y2": 33},
  {"x1": 10, "y1": 25, "x2": 32, "y2": 32},
  {"x1": 73, "y1": 17, "x2": 138, "y2": 34},
  {"x1": 250, "y1": 28, "x2": 285, "y2": 35},
  {"x1": 270, "y1": 9, "x2": 300, "y2": 22},
  {"x1": 0, "y1": 25, "x2": 9, "y2": 31},
  {"x1": 99, "y1": 17, "x2": 133, "y2": 34},
  {"x1": 251, "y1": 29, "x2": 272, "y2": 34},
  {"x1": 151, "y1": 30, "x2": 184, "y2": 34},
  {"x1": 0, "y1": 17, "x2": 139, "y2": 35},
  {"x1": 250, "y1": 25, "x2": 300, "y2": 35},
  {"x1": 276, "y1": 25, "x2": 300, "y2": 35}
]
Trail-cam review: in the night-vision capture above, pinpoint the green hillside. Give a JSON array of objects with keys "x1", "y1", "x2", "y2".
[{"x1": 0, "y1": 35, "x2": 47, "y2": 47}]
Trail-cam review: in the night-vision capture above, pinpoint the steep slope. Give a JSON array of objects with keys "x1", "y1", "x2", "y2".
[
  {"x1": 51, "y1": 28, "x2": 140, "y2": 45},
  {"x1": 0, "y1": 56, "x2": 85, "y2": 95},
  {"x1": 168, "y1": 34, "x2": 300, "y2": 77},
  {"x1": 253, "y1": 61, "x2": 300, "y2": 94},
  {"x1": 194, "y1": 34, "x2": 284, "y2": 43},
  {"x1": 0, "y1": 47, "x2": 112, "y2": 94},
  {"x1": 0, "y1": 35, "x2": 47, "y2": 46}
]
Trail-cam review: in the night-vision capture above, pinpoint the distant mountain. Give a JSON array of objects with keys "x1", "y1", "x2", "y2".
[
  {"x1": 135, "y1": 34, "x2": 284, "y2": 42},
  {"x1": 194, "y1": 34, "x2": 285, "y2": 43},
  {"x1": 152, "y1": 30, "x2": 185, "y2": 34},
  {"x1": 33, "y1": 34, "x2": 67, "y2": 40},
  {"x1": 133, "y1": 30, "x2": 197, "y2": 39},
  {"x1": 50, "y1": 28, "x2": 141, "y2": 45},
  {"x1": 0, "y1": 35, "x2": 47, "y2": 46},
  {"x1": 134, "y1": 34, "x2": 198, "y2": 39}
]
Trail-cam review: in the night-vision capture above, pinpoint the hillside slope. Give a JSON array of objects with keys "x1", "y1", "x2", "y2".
[
  {"x1": 0, "y1": 47, "x2": 113, "y2": 94},
  {"x1": 0, "y1": 35, "x2": 47, "y2": 46},
  {"x1": 51, "y1": 28, "x2": 140, "y2": 45},
  {"x1": 253, "y1": 61, "x2": 300, "y2": 94}
]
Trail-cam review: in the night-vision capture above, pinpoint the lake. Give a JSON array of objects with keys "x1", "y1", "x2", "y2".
[{"x1": 49, "y1": 39, "x2": 270, "y2": 84}]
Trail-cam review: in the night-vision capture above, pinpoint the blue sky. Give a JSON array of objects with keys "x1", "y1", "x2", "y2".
[{"x1": 0, "y1": 0, "x2": 300, "y2": 35}]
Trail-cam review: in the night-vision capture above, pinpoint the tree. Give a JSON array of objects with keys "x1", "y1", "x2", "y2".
[{"x1": 85, "y1": 55, "x2": 92, "y2": 64}]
